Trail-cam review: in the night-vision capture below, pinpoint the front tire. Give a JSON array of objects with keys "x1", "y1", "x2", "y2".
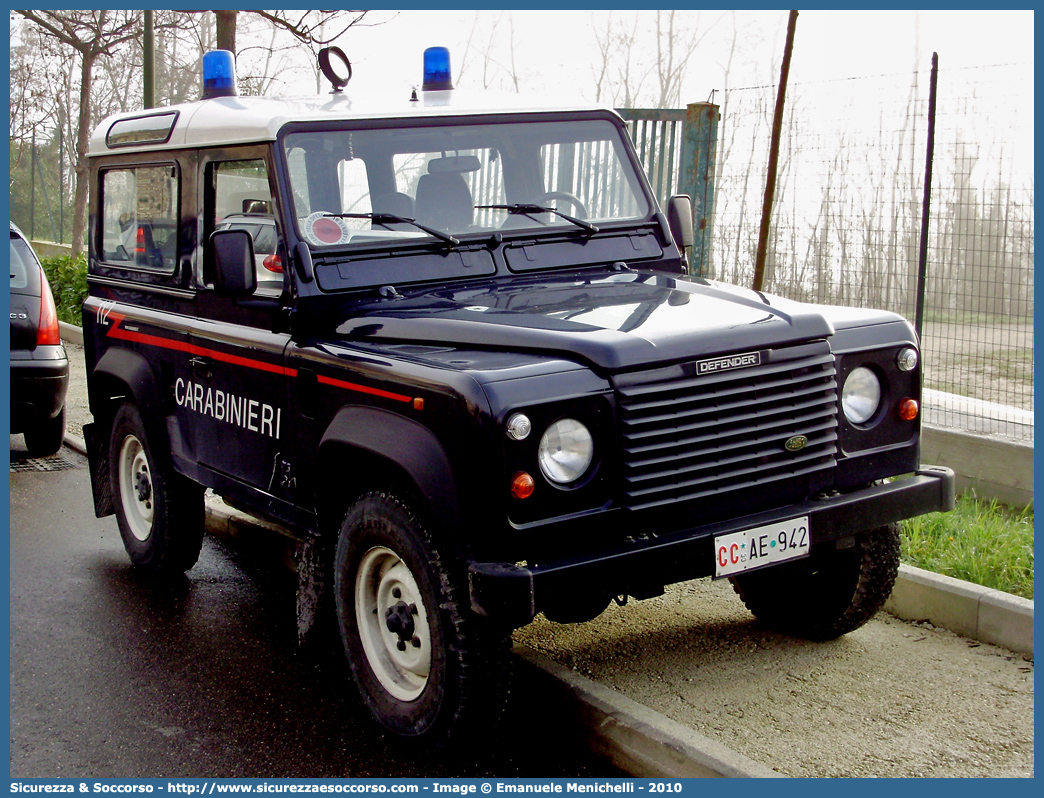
[
  {"x1": 109, "y1": 403, "x2": 203, "y2": 573},
  {"x1": 334, "y1": 492, "x2": 510, "y2": 743},
  {"x1": 731, "y1": 523, "x2": 901, "y2": 640}
]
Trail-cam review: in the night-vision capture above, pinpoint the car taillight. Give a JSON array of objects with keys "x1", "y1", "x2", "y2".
[
  {"x1": 263, "y1": 254, "x2": 283, "y2": 273},
  {"x1": 37, "y1": 267, "x2": 61, "y2": 346},
  {"x1": 135, "y1": 226, "x2": 146, "y2": 255}
]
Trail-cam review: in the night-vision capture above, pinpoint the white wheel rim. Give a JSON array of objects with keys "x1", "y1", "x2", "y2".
[
  {"x1": 118, "y1": 435, "x2": 154, "y2": 542},
  {"x1": 355, "y1": 546, "x2": 431, "y2": 702}
]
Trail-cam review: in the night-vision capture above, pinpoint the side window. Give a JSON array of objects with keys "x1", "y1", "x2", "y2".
[
  {"x1": 208, "y1": 159, "x2": 285, "y2": 294},
  {"x1": 100, "y1": 164, "x2": 179, "y2": 272}
]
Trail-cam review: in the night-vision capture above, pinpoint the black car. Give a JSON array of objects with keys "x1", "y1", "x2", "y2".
[{"x1": 10, "y1": 222, "x2": 69, "y2": 456}]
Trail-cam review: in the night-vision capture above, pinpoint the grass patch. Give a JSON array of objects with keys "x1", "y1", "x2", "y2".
[
  {"x1": 921, "y1": 310, "x2": 1034, "y2": 326},
  {"x1": 901, "y1": 493, "x2": 1034, "y2": 600}
]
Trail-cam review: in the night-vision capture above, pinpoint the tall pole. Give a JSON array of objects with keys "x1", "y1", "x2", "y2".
[
  {"x1": 915, "y1": 54, "x2": 939, "y2": 338},
  {"x1": 30, "y1": 129, "x2": 36, "y2": 239},
  {"x1": 143, "y1": 10, "x2": 155, "y2": 109},
  {"x1": 59, "y1": 125, "x2": 64, "y2": 244},
  {"x1": 752, "y1": 9, "x2": 798, "y2": 293}
]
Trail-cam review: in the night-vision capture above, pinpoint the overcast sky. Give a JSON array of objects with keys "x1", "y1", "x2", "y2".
[{"x1": 289, "y1": 9, "x2": 1034, "y2": 104}]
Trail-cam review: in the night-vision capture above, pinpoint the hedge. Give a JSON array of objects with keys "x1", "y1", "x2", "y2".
[{"x1": 40, "y1": 253, "x2": 89, "y2": 327}]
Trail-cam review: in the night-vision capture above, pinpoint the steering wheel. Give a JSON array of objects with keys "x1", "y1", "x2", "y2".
[{"x1": 533, "y1": 191, "x2": 589, "y2": 220}]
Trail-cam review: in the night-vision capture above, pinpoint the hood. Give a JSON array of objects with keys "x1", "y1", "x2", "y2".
[{"x1": 334, "y1": 271, "x2": 836, "y2": 372}]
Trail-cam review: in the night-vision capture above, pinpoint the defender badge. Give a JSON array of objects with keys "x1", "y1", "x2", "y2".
[
  {"x1": 785, "y1": 435, "x2": 808, "y2": 452},
  {"x1": 695, "y1": 351, "x2": 761, "y2": 375}
]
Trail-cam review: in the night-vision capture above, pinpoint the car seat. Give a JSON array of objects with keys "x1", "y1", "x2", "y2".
[{"x1": 414, "y1": 173, "x2": 473, "y2": 231}]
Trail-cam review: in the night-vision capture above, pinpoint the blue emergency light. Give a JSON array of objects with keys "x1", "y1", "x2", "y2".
[
  {"x1": 202, "y1": 50, "x2": 237, "y2": 99},
  {"x1": 422, "y1": 47, "x2": 453, "y2": 91}
]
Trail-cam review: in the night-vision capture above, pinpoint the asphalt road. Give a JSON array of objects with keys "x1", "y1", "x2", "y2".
[{"x1": 8, "y1": 440, "x2": 619, "y2": 779}]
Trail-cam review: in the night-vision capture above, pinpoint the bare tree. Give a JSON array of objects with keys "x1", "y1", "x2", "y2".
[
  {"x1": 591, "y1": 10, "x2": 721, "y2": 108},
  {"x1": 14, "y1": 10, "x2": 140, "y2": 254},
  {"x1": 181, "y1": 10, "x2": 371, "y2": 60},
  {"x1": 12, "y1": 10, "x2": 378, "y2": 251},
  {"x1": 591, "y1": 12, "x2": 650, "y2": 107},
  {"x1": 457, "y1": 11, "x2": 526, "y2": 92},
  {"x1": 653, "y1": 10, "x2": 718, "y2": 108}
]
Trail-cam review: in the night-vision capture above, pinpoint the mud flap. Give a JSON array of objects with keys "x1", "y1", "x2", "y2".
[
  {"x1": 295, "y1": 533, "x2": 337, "y2": 650},
  {"x1": 83, "y1": 421, "x2": 114, "y2": 518}
]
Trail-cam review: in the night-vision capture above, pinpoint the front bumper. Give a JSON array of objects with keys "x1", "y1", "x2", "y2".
[{"x1": 469, "y1": 466, "x2": 955, "y2": 627}]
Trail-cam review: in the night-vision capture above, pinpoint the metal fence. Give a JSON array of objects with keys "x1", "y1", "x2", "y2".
[
  {"x1": 618, "y1": 109, "x2": 687, "y2": 208},
  {"x1": 704, "y1": 62, "x2": 1033, "y2": 441}
]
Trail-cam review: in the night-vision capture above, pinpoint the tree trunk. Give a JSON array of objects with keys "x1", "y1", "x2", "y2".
[
  {"x1": 216, "y1": 10, "x2": 238, "y2": 54},
  {"x1": 70, "y1": 48, "x2": 96, "y2": 256}
]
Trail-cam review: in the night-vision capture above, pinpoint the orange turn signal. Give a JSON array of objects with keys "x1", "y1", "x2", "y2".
[
  {"x1": 510, "y1": 471, "x2": 535, "y2": 499},
  {"x1": 898, "y1": 398, "x2": 919, "y2": 421}
]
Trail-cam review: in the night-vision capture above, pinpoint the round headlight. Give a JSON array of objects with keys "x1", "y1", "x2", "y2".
[
  {"x1": 538, "y1": 419, "x2": 594, "y2": 484},
  {"x1": 842, "y1": 367, "x2": 882, "y2": 424}
]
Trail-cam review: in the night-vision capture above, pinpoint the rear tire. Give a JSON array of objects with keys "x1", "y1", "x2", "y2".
[
  {"x1": 334, "y1": 492, "x2": 511, "y2": 744},
  {"x1": 24, "y1": 406, "x2": 65, "y2": 457},
  {"x1": 109, "y1": 403, "x2": 203, "y2": 573},
  {"x1": 731, "y1": 523, "x2": 901, "y2": 640}
]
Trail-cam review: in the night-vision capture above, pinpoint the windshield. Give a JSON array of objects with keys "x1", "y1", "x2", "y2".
[{"x1": 282, "y1": 117, "x2": 650, "y2": 248}]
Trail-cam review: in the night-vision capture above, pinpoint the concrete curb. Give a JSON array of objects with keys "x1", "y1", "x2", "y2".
[
  {"x1": 885, "y1": 563, "x2": 1034, "y2": 655},
  {"x1": 60, "y1": 321, "x2": 83, "y2": 346},
  {"x1": 63, "y1": 432, "x2": 88, "y2": 457},
  {"x1": 512, "y1": 645, "x2": 782, "y2": 778},
  {"x1": 921, "y1": 424, "x2": 1033, "y2": 509}
]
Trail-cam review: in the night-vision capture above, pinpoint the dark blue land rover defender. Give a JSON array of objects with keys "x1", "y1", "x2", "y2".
[{"x1": 82, "y1": 47, "x2": 954, "y2": 744}]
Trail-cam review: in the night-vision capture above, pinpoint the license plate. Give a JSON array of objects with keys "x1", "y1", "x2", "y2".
[{"x1": 714, "y1": 516, "x2": 810, "y2": 578}]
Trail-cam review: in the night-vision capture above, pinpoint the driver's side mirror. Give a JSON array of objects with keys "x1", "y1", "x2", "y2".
[
  {"x1": 666, "y1": 195, "x2": 695, "y2": 261},
  {"x1": 211, "y1": 229, "x2": 257, "y2": 297}
]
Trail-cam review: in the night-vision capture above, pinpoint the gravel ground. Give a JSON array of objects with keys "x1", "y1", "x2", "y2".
[
  {"x1": 516, "y1": 579, "x2": 1034, "y2": 778},
  {"x1": 59, "y1": 338, "x2": 1034, "y2": 778}
]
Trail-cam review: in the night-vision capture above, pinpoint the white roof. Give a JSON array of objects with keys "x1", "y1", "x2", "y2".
[{"x1": 89, "y1": 89, "x2": 615, "y2": 156}]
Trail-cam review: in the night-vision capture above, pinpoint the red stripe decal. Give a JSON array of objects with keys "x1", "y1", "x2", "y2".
[
  {"x1": 107, "y1": 324, "x2": 297, "y2": 378},
  {"x1": 106, "y1": 316, "x2": 413, "y2": 402},
  {"x1": 317, "y1": 374, "x2": 413, "y2": 403}
]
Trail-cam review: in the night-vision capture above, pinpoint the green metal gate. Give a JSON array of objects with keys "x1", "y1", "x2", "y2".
[{"x1": 618, "y1": 104, "x2": 719, "y2": 277}]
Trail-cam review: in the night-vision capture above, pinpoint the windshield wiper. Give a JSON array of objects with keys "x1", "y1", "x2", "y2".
[
  {"x1": 320, "y1": 212, "x2": 459, "y2": 247},
  {"x1": 477, "y1": 204, "x2": 599, "y2": 235}
]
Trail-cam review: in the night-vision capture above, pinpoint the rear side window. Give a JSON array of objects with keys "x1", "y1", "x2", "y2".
[
  {"x1": 100, "y1": 164, "x2": 179, "y2": 272},
  {"x1": 10, "y1": 233, "x2": 40, "y2": 293}
]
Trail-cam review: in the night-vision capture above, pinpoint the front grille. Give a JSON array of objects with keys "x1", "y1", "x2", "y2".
[{"x1": 614, "y1": 343, "x2": 838, "y2": 511}]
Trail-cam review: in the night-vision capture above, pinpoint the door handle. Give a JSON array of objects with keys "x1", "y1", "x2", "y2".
[{"x1": 189, "y1": 356, "x2": 215, "y2": 377}]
